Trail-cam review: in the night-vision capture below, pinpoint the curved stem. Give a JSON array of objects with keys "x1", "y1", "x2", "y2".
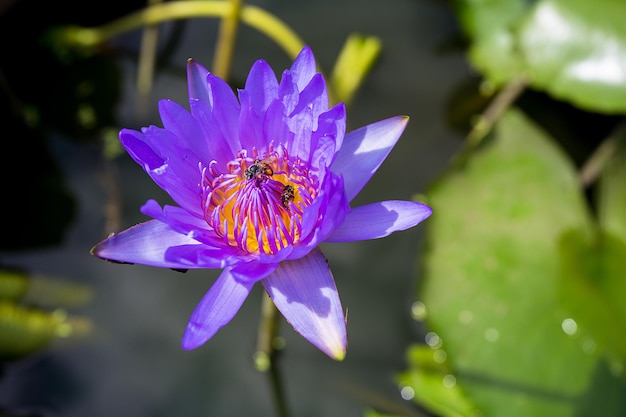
[
  {"x1": 64, "y1": 1, "x2": 305, "y2": 60},
  {"x1": 212, "y1": 0, "x2": 243, "y2": 80},
  {"x1": 239, "y1": 6, "x2": 305, "y2": 59}
]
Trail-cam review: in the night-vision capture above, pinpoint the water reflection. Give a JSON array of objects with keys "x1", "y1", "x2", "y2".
[
  {"x1": 425, "y1": 331, "x2": 443, "y2": 349},
  {"x1": 561, "y1": 317, "x2": 578, "y2": 336},
  {"x1": 410, "y1": 300, "x2": 427, "y2": 321}
]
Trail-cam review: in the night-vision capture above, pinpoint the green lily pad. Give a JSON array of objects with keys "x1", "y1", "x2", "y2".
[
  {"x1": 518, "y1": 0, "x2": 626, "y2": 113},
  {"x1": 556, "y1": 134, "x2": 626, "y2": 367},
  {"x1": 456, "y1": 0, "x2": 528, "y2": 86},
  {"x1": 558, "y1": 230, "x2": 626, "y2": 364},
  {"x1": 418, "y1": 108, "x2": 625, "y2": 416},
  {"x1": 456, "y1": 0, "x2": 626, "y2": 113},
  {"x1": 397, "y1": 344, "x2": 481, "y2": 417}
]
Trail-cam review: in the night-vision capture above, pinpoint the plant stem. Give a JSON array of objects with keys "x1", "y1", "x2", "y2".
[
  {"x1": 579, "y1": 121, "x2": 626, "y2": 187},
  {"x1": 466, "y1": 76, "x2": 528, "y2": 148},
  {"x1": 136, "y1": 0, "x2": 163, "y2": 115},
  {"x1": 255, "y1": 293, "x2": 289, "y2": 417},
  {"x1": 63, "y1": 1, "x2": 305, "y2": 60},
  {"x1": 212, "y1": 0, "x2": 243, "y2": 81}
]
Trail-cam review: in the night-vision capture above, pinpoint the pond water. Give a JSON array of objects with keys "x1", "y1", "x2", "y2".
[{"x1": 0, "y1": 0, "x2": 468, "y2": 415}]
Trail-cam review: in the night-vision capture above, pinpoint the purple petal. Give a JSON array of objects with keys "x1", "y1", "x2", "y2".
[
  {"x1": 242, "y1": 59, "x2": 279, "y2": 112},
  {"x1": 326, "y1": 200, "x2": 432, "y2": 242},
  {"x1": 278, "y1": 70, "x2": 298, "y2": 115},
  {"x1": 287, "y1": 74, "x2": 329, "y2": 161},
  {"x1": 91, "y1": 220, "x2": 223, "y2": 269},
  {"x1": 290, "y1": 73, "x2": 328, "y2": 119},
  {"x1": 120, "y1": 128, "x2": 202, "y2": 216},
  {"x1": 294, "y1": 171, "x2": 348, "y2": 254},
  {"x1": 182, "y1": 268, "x2": 255, "y2": 350},
  {"x1": 140, "y1": 200, "x2": 227, "y2": 248},
  {"x1": 230, "y1": 261, "x2": 279, "y2": 283},
  {"x1": 289, "y1": 46, "x2": 317, "y2": 90},
  {"x1": 206, "y1": 73, "x2": 241, "y2": 152},
  {"x1": 263, "y1": 100, "x2": 293, "y2": 149},
  {"x1": 330, "y1": 116, "x2": 409, "y2": 202},
  {"x1": 187, "y1": 59, "x2": 242, "y2": 154},
  {"x1": 158, "y1": 99, "x2": 211, "y2": 163},
  {"x1": 119, "y1": 128, "x2": 164, "y2": 171},
  {"x1": 238, "y1": 101, "x2": 268, "y2": 152},
  {"x1": 141, "y1": 200, "x2": 206, "y2": 230},
  {"x1": 311, "y1": 103, "x2": 346, "y2": 168},
  {"x1": 186, "y1": 59, "x2": 211, "y2": 104},
  {"x1": 286, "y1": 106, "x2": 313, "y2": 162},
  {"x1": 262, "y1": 248, "x2": 346, "y2": 360},
  {"x1": 189, "y1": 98, "x2": 236, "y2": 166}
]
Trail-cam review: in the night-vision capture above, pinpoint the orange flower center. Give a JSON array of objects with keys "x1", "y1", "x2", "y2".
[{"x1": 202, "y1": 148, "x2": 317, "y2": 254}]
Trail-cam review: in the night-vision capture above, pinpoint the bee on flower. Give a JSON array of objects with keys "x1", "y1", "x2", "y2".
[{"x1": 92, "y1": 46, "x2": 431, "y2": 360}]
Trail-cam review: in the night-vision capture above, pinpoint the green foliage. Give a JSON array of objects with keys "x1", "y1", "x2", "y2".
[
  {"x1": 397, "y1": 345, "x2": 480, "y2": 417},
  {"x1": 0, "y1": 270, "x2": 92, "y2": 360},
  {"x1": 455, "y1": 0, "x2": 626, "y2": 113},
  {"x1": 408, "y1": 2, "x2": 626, "y2": 414},
  {"x1": 415, "y1": 109, "x2": 626, "y2": 416}
]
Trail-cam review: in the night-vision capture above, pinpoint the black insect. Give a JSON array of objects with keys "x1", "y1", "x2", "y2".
[
  {"x1": 281, "y1": 184, "x2": 295, "y2": 208},
  {"x1": 245, "y1": 157, "x2": 275, "y2": 180}
]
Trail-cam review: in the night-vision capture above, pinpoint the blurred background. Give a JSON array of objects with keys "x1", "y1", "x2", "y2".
[
  {"x1": 2, "y1": 0, "x2": 626, "y2": 416},
  {"x1": 0, "y1": 0, "x2": 465, "y2": 415}
]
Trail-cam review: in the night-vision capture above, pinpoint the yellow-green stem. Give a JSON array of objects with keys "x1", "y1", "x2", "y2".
[
  {"x1": 254, "y1": 292, "x2": 289, "y2": 417},
  {"x1": 136, "y1": 0, "x2": 163, "y2": 111},
  {"x1": 212, "y1": 0, "x2": 243, "y2": 80},
  {"x1": 66, "y1": 1, "x2": 305, "y2": 60},
  {"x1": 254, "y1": 291, "x2": 280, "y2": 371}
]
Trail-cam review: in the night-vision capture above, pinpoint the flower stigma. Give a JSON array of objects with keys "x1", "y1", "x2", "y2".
[{"x1": 201, "y1": 143, "x2": 317, "y2": 254}]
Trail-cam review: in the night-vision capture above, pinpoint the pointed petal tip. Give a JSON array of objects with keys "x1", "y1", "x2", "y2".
[
  {"x1": 186, "y1": 57, "x2": 208, "y2": 74},
  {"x1": 181, "y1": 323, "x2": 206, "y2": 351},
  {"x1": 180, "y1": 269, "x2": 255, "y2": 352},
  {"x1": 297, "y1": 45, "x2": 313, "y2": 58},
  {"x1": 324, "y1": 340, "x2": 347, "y2": 361},
  {"x1": 262, "y1": 249, "x2": 347, "y2": 361},
  {"x1": 308, "y1": 318, "x2": 347, "y2": 360},
  {"x1": 421, "y1": 203, "x2": 433, "y2": 219},
  {"x1": 394, "y1": 115, "x2": 410, "y2": 129},
  {"x1": 89, "y1": 235, "x2": 117, "y2": 260}
]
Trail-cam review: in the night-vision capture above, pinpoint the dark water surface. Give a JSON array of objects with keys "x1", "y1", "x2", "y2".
[{"x1": 1, "y1": 0, "x2": 468, "y2": 415}]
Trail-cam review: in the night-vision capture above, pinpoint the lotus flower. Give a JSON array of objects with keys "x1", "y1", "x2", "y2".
[{"x1": 92, "y1": 46, "x2": 431, "y2": 360}]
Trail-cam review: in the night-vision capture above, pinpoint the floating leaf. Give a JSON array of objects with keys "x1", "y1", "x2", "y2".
[
  {"x1": 518, "y1": 0, "x2": 626, "y2": 113},
  {"x1": 456, "y1": 0, "x2": 528, "y2": 86},
  {"x1": 397, "y1": 344, "x2": 480, "y2": 417},
  {"x1": 455, "y1": 0, "x2": 626, "y2": 113},
  {"x1": 418, "y1": 108, "x2": 625, "y2": 416},
  {"x1": 557, "y1": 133, "x2": 626, "y2": 366},
  {"x1": 558, "y1": 230, "x2": 626, "y2": 363}
]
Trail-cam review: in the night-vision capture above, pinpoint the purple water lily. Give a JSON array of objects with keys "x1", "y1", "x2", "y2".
[{"x1": 92, "y1": 46, "x2": 431, "y2": 360}]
